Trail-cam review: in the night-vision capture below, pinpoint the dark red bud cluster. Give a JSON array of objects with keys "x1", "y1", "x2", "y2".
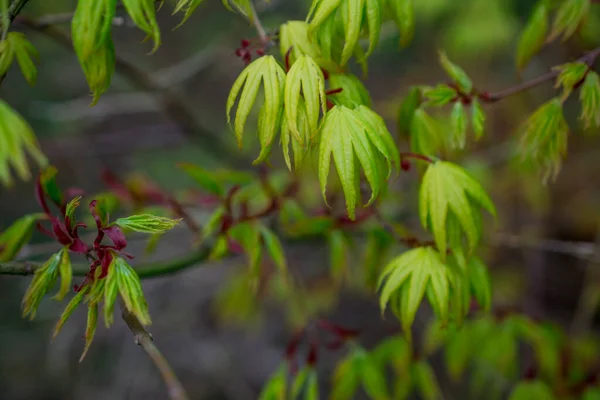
[{"x1": 235, "y1": 38, "x2": 266, "y2": 65}]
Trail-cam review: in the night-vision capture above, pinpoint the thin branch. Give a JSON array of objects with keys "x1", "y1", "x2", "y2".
[
  {"x1": 479, "y1": 46, "x2": 600, "y2": 102},
  {"x1": 0, "y1": 0, "x2": 32, "y2": 85},
  {"x1": 247, "y1": 0, "x2": 269, "y2": 46},
  {"x1": 121, "y1": 302, "x2": 189, "y2": 400}
]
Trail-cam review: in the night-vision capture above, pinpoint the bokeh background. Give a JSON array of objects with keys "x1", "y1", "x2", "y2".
[{"x1": 2, "y1": 0, "x2": 600, "y2": 398}]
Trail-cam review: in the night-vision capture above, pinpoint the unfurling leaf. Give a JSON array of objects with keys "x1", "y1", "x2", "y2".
[
  {"x1": 419, "y1": 161, "x2": 496, "y2": 259},
  {"x1": 53, "y1": 248, "x2": 72, "y2": 301},
  {"x1": 467, "y1": 256, "x2": 492, "y2": 311},
  {"x1": 110, "y1": 256, "x2": 152, "y2": 325},
  {"x1": 412, "y1": 361, "x2": 442, "y2": 400},
  {"x1": 508, "y1": 380, "x2": 555, "y2": 400},
  {"x1": 228, "y1": 222, "x2": 262, "y2": 278},
  {"x1": 386, "y1": 0, "x2": 415, "y2": 47},
  {"x1": 318, "y1": 105, "x2": 398, "y2": 220},
  {"x1": 281, "y1": 98, "x2": 313, "y2": 171},
  {"x1": 450, "y1": 102, "x2": 467, "y2": 149},
  {"x1": 52, "y1": 285, "x2": 89, "y2": 340},
  {"x1": 471, "y1": 98, "x2": 485, "y2": 139},
  {"x1": 518, "y1": 97, "x2": 569, "y2": 182},
  {"x1": 226, "y1": 55, "x2": 286, "y2": 163},
  {"x1": 549, "y1": 0, "x2": 590, "y2": 42},
  {"x1": 410, "y1": 108, "x2": 442, "y2": 155},
  {"x1": 378, "y1": 247, "x2": 454, "y2": 342},
  {"x1": 259, "y1": 364, "x2": 287, "y2": 400},
  {"x1": 72, "y1": 0, "x2": 117, "y2": 104},
  {"x1": 0, "y1": 32, "x2": 39, "y2": 85},
  {"x1": 173, "y1": 0, "x2": 205, "y2": 25},
  {"x1": 516, "y1": 1, "x2": 548, "y2": 70},
  {"x1": 331, "y1": 353, "x2": 361, "y2": 400},
  {"x1": 397, "y1": 86, "x2": 422, "y2": 137},
  {"x1": 554, "y1": 62, "x2": 588, "y2": 100},
  {"x1": 307, "y1": 0, "x2": 381, "y2": 66},
  {"x1": 122, "y1": 0, "x2": 161, "y2": 52},
  {"x1": 114, "y1": 214, "x2": 182, "y2": 234},
  {"x1": 328, "y1": 72, "x2": 372, "y2": 108},
  {"x1": 439, "y1": 51, "x2": 472, "y2": 93},
  {"x1": 80, "y1": 303, "x2": 98, "y2": 362},
  {"x1": 580, "y1": 71, "x2": 600, "y2": 129},
  {"x1": 0, "y1": 213, "x2": 44, "y2": 262},
  {"x1": 284, "y1": 55, "x2": 327, "y2": 143},
  {"x1": 259, "y1": 225, "x2": 287, "y2": 276},
  {"x1": 423, "y1": 84, "x2": 457, "y2": 107},
  {"x1": 22, "y1": 248, "x2": 72, "y2": 319},
  {"x1": 0, "y1": 100, "x2": 48, "y2": 186},
  {"x1": 279, "y1": 20, "x2": 337, "y2": 70}
]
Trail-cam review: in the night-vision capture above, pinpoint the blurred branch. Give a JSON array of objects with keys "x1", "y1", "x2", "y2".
[
  {"x1": 0, "y1": 244, "x2": 214, "y2": 278},
  {"x1": 491, "y1": 233, "x2": 599, "y2": 261},
  {"x1": 479, "y1": 46, "x2": 600, "y2": 102},
  {"x1": 570, "y1": 231, "x2": 600, "y2": 334},
  {"x1": 121, "y1": 302, "x2": 189, "y2": 400}
]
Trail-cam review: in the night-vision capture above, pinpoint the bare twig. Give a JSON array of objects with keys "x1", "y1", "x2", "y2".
[
  {"x1": 121, "y1": 302, "x2": 189, "y2": 400},
  {"x1": 570, "y1": 231, "x2": 600, "y2": 334},
  {"x1": 247, "y1": 0, "x2": 269, "y2": 46}
]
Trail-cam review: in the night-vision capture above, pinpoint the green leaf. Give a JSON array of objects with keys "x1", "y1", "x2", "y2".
[
  {"x1": 319, "y1": 106, "x2": 396, "y2": 219},
  {"x1": 122, "y1": 0, "x2": 161, "y2": 51},
  {"x1": 471, "y1": 98, "x2": 485, "y2": 139},
  {"x1": 518, "y1": 97, "x2": 569, "y2": 182},
  {"x1": 65, "y1": 196, "x2": 82, "y2": 225},
  {"x1": 549, "y1": 0, "x2": 590, "y2": 42},
  {"x1": 259, "y1": 364, "x2": 287, "y2": 400},
  {"x1": 583, "y1": 388, "x2": 600, "y2": 400},
  {"x1": 209, "y1": 235, "x2": 229, "y2": 260},
  {"x1": 410, "y1": 108, "x2": 442, "y2": 155},
  {"x1": 412, "y1": 361, "x2": 441, "y2": 400},
  {"x1": 172, "y1": 0, "x2": 205, "y2": 26},
  {"x1": 52, "y1": 285, "x2": 89, "y2": 340},
  {"x1": 112, "y1": 256, "x2": 152, "y2": 325},
  {"x1": 279, "y1": 20, "x2": 338, "y2": 71},
  {"x1": 468, "y1": 256, "x2": 492, "y2": 311},
  {"x1": 397, "y1": 86, "x2": 422, "y2": 137},
  {"x1": 226, "y1": 55, "x2": 286, "y2": 163},
  {"x1": 439, "y1": 51, "x2": 472, "y2": 93},
  {"x1": 0, "y1": 100, "x2": 48, "y2": 186},
  {"x1": 22, "y1": 248, "x2": 71, "y2": 319},
  {"x1": 554, "y1": 62, "x2": 589, "y2": 100},
  {"x1": 229, "y1": 222, "x2": 262, "y2": 278},
  {"x1": 281, "y1": 98, "x2": 313, "y2": 171},
  {"x1": 103, "y1": 256, "x2": 119, "y2": 327},
  {"x1": 178, "y1": 163, "x2": 224, "y2": 197},
  {"x1": 450, "y1": 101, "x2": 467, "y2": 149},
  {"x1": 53, "y1": 247, "x2": 72, "y2": 301},
  {"x1": 508, "y1": 380, "x2": 555, "y2": 400},
  {"x1": 80, "y1": 303, "x2": 98, "y2": 362},
  {"x1": 1, "y1": 0, "x2": 8, "y2": 40},
  {"x1": 40, "y1": 165, "x2": 63, "y2": 206},
  {"x1": 378, "y1": 247, "x2": 452, "y2": 341},
  {"x1": 386, "y1": 0, "x2": 415, "y2": 47},
  {"x1": 0, "y1": 213, "x2": 44, "y2": 262},
  {"x1": 331, "y1": 354, "x2": 361, "y2": 400},
  {"x1": 259, "y1": 225, "x2": 287, "y2": 276},
  {"x1": 0, "y1": 32, "x2": 39, "y2": 85},
  {"x1": 284, "y1": 55, "x2": 327, "y2": 143},
  {"x1": 114, "y1": 214, "x2": 182, "y2": 234},
  {"x1": 291, "y1": 366, "x2": 311, "y2": 399},
  {"x1": 443, "y1": 324, "x2": 471, "y2": 380},
  {"x1": 71, "y1": 0, "x2": 117, "y2": 105},
  {"x1": 328, "y1": 72, "x2": 372, "y2": 108},
  {"x1": 355, "y1": 348, "x2": 390, "y2": 400},
  {"x1": 355, "y1": 105, "x2": 400, "y2": 174},
  {"x1": 580, "y1": 71, "x2": 600, "y2": 129},
  {"x1": 516, "y1": 1, "x2": 548, "y2": 70},
  {"x1": 363, "y1": 228, "x2": 393, "y2": 289},
  {"x1": 419, "y1": 161, "x2": 496, "y2": 259},
  {"x1": 328, "y1": 229, "x2": 349, "y2": 282},
  {"x1": 305, "y1": 370, "x2": 319, "y2": 400},
  {"x1": 423, "y1": 84, "x2": 458, "y2": 107}
]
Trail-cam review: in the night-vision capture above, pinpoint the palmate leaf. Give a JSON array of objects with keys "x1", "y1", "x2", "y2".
[
  {"x1": 580, "y1": 71, "x2": 600, "y2": 129},
  {"x1": 121, "y1": 0, "x2": 161, "y2": 52},
  {"x1": 109, "y1": 256, "x2": 152, "y2": 325},
  {"x1": 328, "y1": 72, "x2": 372, "y2": 108},
  {"x1": 0, "y1": 32, "x2": 39, "y2": 85},
  {"x1": 307, "y1": 0, "x2": 381, "y2": 66},
  {"x1": 419, "y1": 161, "x2": 496, "y2": 259},
  {"x1": 439, "y1": 51, "x2": 472, "y2": 93},
  {"x1": 226, "y1": 55, "x2": 286, "y2": 163},
  {"x1": 385, "y1": 0, "x2": 415, "y2": 47},
  {"x1": 518, "y1": 97, "x2": 568, "y2": 182},
  {"x1": 378, "y1": 247, "x2": 454, "y2": 342},
  {"x1": 332, "y1": 347, "x2": 390, "y2": 400},
  {"x1": 284, "y1": 55, "x2": 327, "y2": 144},
  {"x1": 450, "y1": 101, "x2": 467, "y2": 149},
  {"x1": 549, "y1": 0, "x2": 590, "y2": 42},
  {"x1": 318, "y1": 105, "x2": 398, "y2": 220},
  {"x1": 471, "y1": 98, "x2": 485, "y2": 139},
  {"x1": 516, "y1": 1, "x2": 548, "y2": 70},
  {"x1": 423, "y1": 84, "x2": 457, "y2": 107},
  {"x1": 554, "y1": 61, "x2": 588, "y2": 101},
  {"x1": 281, "y1": 97, "x2": 312, "y2": 171},
  {"x1": 0, "y1": 213, "x2": 45, "y2": 262},
  {"x1": 173, "y1": 0, "x2": 205, "y2": 25},
  {"x1": 410, "y1": 108, "x2": 442, "y2": 155},
  {"x1": 113, "y1": 214, "x2": 182, "y2": 234},
  {"x1": 0, "y1": 100, "x2": 48, "y2": 186},
  {"x1": 279, "y1": 20, "x2": 339, "y2": 71}
]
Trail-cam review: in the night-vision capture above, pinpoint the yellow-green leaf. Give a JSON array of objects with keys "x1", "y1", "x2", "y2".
[
  {"x1": 554, "y1": 61, "x2": 589, "y2": 100},
  {"x1": 112, "y1": 256, "x2": 152, "y2": 325},
  {"x1": 439, "y1": 51, "x2": 472, "y2": 93},
  {"x1": 386, "y1": 0, "x2": 415, "y2": 47},
  {"x1": 53, "y1": 247, "x2": 72, "y2": 301},
  {"x1": 410, "y1": 108, "x2": 442, "y2": 155},
  {"x1": 114, "y1": 214, "x2": 182, "y2": 234},
  {"x1": 450, "y1": 101, "x2": 467, "y2": 149},
  {"x1": 0, "y1": 213, "x2": 44, "y2": 262},
  {"x1": 259, "y1": 225, "x2": 287, "y2": 276},
  {"x1": 328, "y1": 72, "x2": 372, "y2": 108},
  {"x1": 397, "y1": 86, "x2": 422, "y2": 137},
  {"x1": 122, "y1": 0, "x2": 161, "y2": 52},
  {"x1": 423, "y1": 84, "x2": 457, "y2": 107},
  {"x1": 516, "y1": 2, "x2": 548, "y2": 70},
  {"x1": 471, "y1": 98, "x2": 485, "y2": 139},
  {"x1": 580, "y1": 71, "x2": 600, "y2": 129},
  {"x1": 0, "y1": 32, "x2": 39, "y2": 85},
  {"x1": 549, "y1": 0, "x2": 590, "y2": 42},
  {"x1": 173, "y1": 0, "x2": 205, "y2": 26},
  {"x1": 79, "y1": 303, "x2": 98, "y2": 362},
  {"x1": 52, "y1": 285, "x2": 89, "y2": 340}
]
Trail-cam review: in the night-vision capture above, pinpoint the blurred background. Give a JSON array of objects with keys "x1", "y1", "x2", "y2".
[{"x1": 2, "y1": 0, "x2": 600, "y2": 398}]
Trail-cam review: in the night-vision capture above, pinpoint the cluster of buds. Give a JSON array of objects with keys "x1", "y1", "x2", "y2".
[{"x1": 235, "y1": 38, "x2": 266, "y2": 65}]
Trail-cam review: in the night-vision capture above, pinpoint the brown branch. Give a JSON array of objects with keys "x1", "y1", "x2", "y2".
[
  {"x1": 479, "y1": 46, "x2": 600, "y2": 103},
  {"x1": 121, "y1": 303, "x2": 189, "y2": 400}
]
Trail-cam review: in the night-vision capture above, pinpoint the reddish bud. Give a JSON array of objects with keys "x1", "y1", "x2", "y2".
[
  {"x1": 400, "y1": 159, "x2": 411, "y2": 171},
  {"x1": 241, "y1": 39, "x2": 250, "y2": 48},
  {"x1": 307, "y1": 343, "x2": 318, "y2": 366},
  {"x1": 256, "y1": 48, "x2": 265, "y2": 56}
]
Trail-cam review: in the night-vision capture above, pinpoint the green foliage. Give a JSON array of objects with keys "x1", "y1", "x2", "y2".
[
  {"x1": 385, "y1": 0, "x2": 415, "y2": 48},
  {"x1": 331, "y1": 346, "x2": 390, "y2": 400},
  {"x1": 113, "y1": 214, "x2": 182, "y2": 234},
  {"x1": 259, "y1": 364, "x2": 287, "y2": 400},
  {"x1": 470, "y1": 98, "x2": 486, "y2": 139},
  {"x1": 549, "y1": 0, "x2": 590, "y2": 42},
  {"x1": 439, "y1": 51, "x2": 472, "y2": 93},
  {"x1": 397, "y1": 86, "x2": 422, "y2": 137},
  {"x1": 0, "y1": 99, "x2": 48, "y2": 186},
  {"x1": 328, "y1": 72, "x2": 372, "y2": 107},
  {"x1": 173, "y1": 0, "x2": 205, "y2": 25},
  {"x1": 106, "y1": 256, "x2": 152, "y2": 326},
  {"x1": 423, "y1": 84, "x2": 458, "y2": 107},
  {"x1": 318, "y1": 105, "x2": 398, "y2": 220},
  {"x1": 517, "y1": 97, "x2": 568, "y2": 182},
  {"x1": 419, "y1": 161, "x2": 496, "y2": 258},
  {"x1": 0, "y1": 213, "x2": 44, "y2": 262},
  {"x1": 410, "y1": 108, "x2": 442, "y2": 155},
  {"x1": 0, "y1": 32, "x2": 38, "y2": 85},
  {"x1": 554, "y1": 61, "x2": 589, "y2": 100},
  {"x1": 226, "y1": 55, "x2": 286, "y2": 163},
  {"x1": 508, "y1": 380, "x2": 555, "y2": 400},
  {"x1": 121, "y1": 0, "x2": 161, "y2": 51},
  {"x1": 71, "y1": 0, "x2": 117, "y2": 104},
  {"x1": 580, "y1": 71, "x2": 600, "y2": 129},
  {"x1": 22, "y1": 248, "x2": 72, "y2": 319},
  {"x1": 516, "y1": 1, "x2": 548, "y2": 70},
  {"x1": 279, "y1": 20, "x2": 337, "y2": 71}
]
